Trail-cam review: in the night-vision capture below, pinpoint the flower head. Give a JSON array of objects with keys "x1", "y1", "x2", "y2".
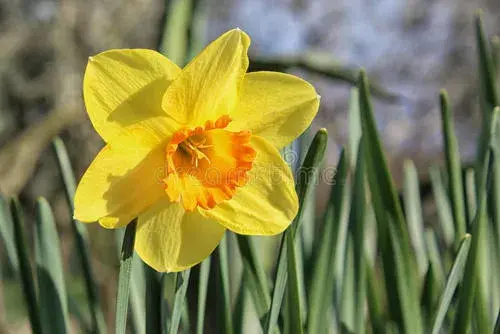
[{"x1": 74, "y1": 29, "x2": 320, "y2": 272}]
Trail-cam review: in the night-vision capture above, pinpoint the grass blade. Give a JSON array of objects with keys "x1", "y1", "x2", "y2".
[
  {"x1": 169, "y1": 269, "x2": 191, "y2": 334},
  {"x1": 233, "y1": 276, "x2": 247, "y2": 333},
  {"x1": 285, "y1": 229, "x2": 303, "y2": 334},
  {"x1": 144, "y1": 262, "x2": 162, "y2": 334},
  {"x1": 365, "y1": 258, "x2": 385, "y2": 334},
  {"x1": 236, "y1": 235, "x2": 270, "y2": 326},
  {"x1": 307, "y1": 149, "x2": 349, "y2": 334},
  {"x1": 265, "y1": 129, "x2": 328, "y2": 334},
  {"x1": 115, "y1": 220, "x2": 137, "y2": 334},
  {"x1": 52, "y1": 137, "x2": 106, "y2": 334},
  {"x1": 349, "y1": 142, "x2": 367, "y2": 334},
  {"x1": 348, "y1": 88, "x2": 361, "y2": 167},
  {"x1": 159, "y1": 0, "x2": 198, "y2": 65},
  {"x1": 421, "y1": 263, "x2": 439, "y2": 330},
  {"x1": 465, "y1": 168, "x2": 477, "y2": 224},
  {"x1": 431, "y1": 234, "x2": 472, "y2": 334},
  {"x1": 475, "y1": 11, "x2": 498, "y2": 184},
  {"x1": 196, "y1": 257, "x2": 211, "y2": 334},
  {"x1": 129, "y1": 256, "x2": 146, "y2": 334},
  {"x1": 439, "y1": 90, "x2": 467, "y2": 242},
  {"x1": 452, "y1": 108, "x2": 498, "y2": 334},
  {"x1": 403, "y1": 160, "x2": 428, "y2": 276},
  {"x1": 424, "y1": 229, "x2": 445, "y2": 289},
  {"x1": 0, "y1": 195, "x2": 19, "y2": 272},
  {"x1": 35, "y1": 197, "x2": 69, "y2": 333},
  {"x1": 429, "y1": 166, "x2": 455, "y2": 247},
  {"x1": 217, "y1": 234, "x2": 233, "y2": 334},
  {"x1": 359, "y1": 69, "x2": 422, "y2": 333},
  {"x1": 10, "y1": 198, "x2": 42, "y2": 334}
]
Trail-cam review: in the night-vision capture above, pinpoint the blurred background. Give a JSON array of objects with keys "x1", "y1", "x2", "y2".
[{"x1": 0, "y1": 0, "x2": 499, "y2": 332}]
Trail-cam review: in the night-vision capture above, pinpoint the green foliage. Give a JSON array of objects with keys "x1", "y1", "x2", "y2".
[{"x1": 1, "y1": 9, "x2": 499, "y2": 334}]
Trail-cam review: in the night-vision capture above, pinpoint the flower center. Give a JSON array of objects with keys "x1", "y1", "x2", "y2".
[{"x1": 163, "y1": 115, "x2": 256, "y2": 211}]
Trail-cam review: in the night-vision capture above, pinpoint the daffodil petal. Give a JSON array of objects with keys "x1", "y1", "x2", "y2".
[
  {"x1": 228, "y1": 71, "x2": 320, "y2": 149},
  {"x1": 135, "y1": 198, "x2": 226, "y2": 272},
  {"x1": 199, "y1": 136, "x2": 298, "y2": 235},
  {"x1": 162, "y1": 29, "x2": 250, "y2": 127},
  {"x1": 74, "y1": 143, "x2": 165, "y2": 228},
  {"x1": 84, "y1": 49, "x2": 182, "y2": 148}
]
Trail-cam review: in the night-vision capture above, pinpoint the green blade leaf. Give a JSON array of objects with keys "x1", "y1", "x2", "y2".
[
  {"x1": 160, "y1": 0, "x2": 197, "y2": 65},
  {"x1": 349, "y1": 142, "x2": 367, "y2": 334},
  {"x1": 285, "y1": 229, "x2": 304, "y2": 334},
  {"x1": 129, "y1": 256, "x2": 146, "y2": 334},
  {"x1": 169, "y1": 269, "x2": 191, "y2": 334},
  {"x1": 421, "y1": 263, "x2": 439, "y2": 330},
  {"x1": 424, "y1": 229, "x2": 445, "y2": 290},
  {"x1": 10, "y1": 198, "x2": 42, "y2": 334},
  {"x1": 52, "y1": 137, "x2": 106, "y2": 334},
  {"x1": 358, "y1": 69, "x2": 422, "y2": 333},
  {"x1": 236, "y1": 235, "x2": 270, "y2": 327},
  {"x1": 217, "y1": 233, "x2": 233, "y2": 334},
  {"x1": 403, "y1": 160, "x2": 428, "y2": 277},
  {"x1": 452, "y1": 108, "x2": 498, "y2": 334},
  {"x1": 429, "y1": 166, "x2": 455, "y2": 247},
  {"x1": 431, "y1": 234, "x2": 472, "y2": 334},
  {"x1": 196, "y1": 257, "x2": 211, "y2": 334},
  {"x1": 265, "y1": 129, "x2": 328, "y2": 334},
  {"x1": 0, "y1": 195, "x2": 19, "y2": 272},
  {"x1": 475, "y1": 10, "x2": 498, "y2": 183},
  {"x1": 348, "y1": 88, "x2": 362, "y2": 167},
  {"x1": 35, "y1": 197, "x2": 69, "y2": 334},
  {"x1": 439, "y1": 90, "x2": 467, "y2": 243},
  {"x1": 144, "y1": 262, "x2": 162, "y2": 334},
  {"x1": 115, "y1": 220, "x2": 137, "y2": 334},
  {"x1": 365, "y1": 257, "x2": 385, "y2": 334},
  {"x1": 307, "y1": 149, "x2": 349, "y2": 334}
]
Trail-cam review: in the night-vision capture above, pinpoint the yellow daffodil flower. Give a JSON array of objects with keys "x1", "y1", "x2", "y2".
[{"x1": 74, "y1": 29, "x2": 320, "y2": 272}]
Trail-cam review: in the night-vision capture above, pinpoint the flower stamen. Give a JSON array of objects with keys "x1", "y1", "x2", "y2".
[{"x1": 163, "y1": 115, "x2": 256, "y2": 211}]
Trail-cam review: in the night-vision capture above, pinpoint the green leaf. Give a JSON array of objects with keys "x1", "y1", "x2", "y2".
[
  {"x1": 236, "y1": 235, "x2": 270, "y2": 327},
  {"x1": 358, "y1": 69, "x2": 422, "y2": 333},
  {"x1": 265, "y1": 129, "x2": 328, "y2": 334},
  {"x1": 233, "y1": 276, "x2": 247, "y2": 333},
  {"x1": 285, "y1": 229, "x2": 304, "y2": 334},
  {"x1": 169, "y1": 269, "x2": 191, "y2": 334},
  {"x1": 291, "y1": 128, "x2": 328, "y2": 238},
  {"x1": 403, "y1": 160, "x2": 428, "y2": 276},
  {"x1": 475, "y1": 10, "x2": 498, "y2": 184},
  {"x1": 52, "y1": 137, "x2": 106, "y2": 334},
  {"x1": 495, "y1": 309, "x2": 500, "y2": 334},
  {"x1": 144, "y1": 262, "x2": 162, "y2": 334},
  {"x1": 431, "y1": 234, "x2": 472, "y2": 334},
  {"x1": 429, "y1": 166, "x2": 455, "y2": 247},
  {"x1": 10, "y1": 198, "x2": 43, "y2": 334},
  {"x1": 196, "y1": 257, "x2": 211, "y2": 334},
  {"x1": 365, "y1": 257, "x2": 385, "y2": 334},
  {"x1": 307, "y1": 149, "x2": 349, "y2": 334},
  {"x1": 35, "y1": 197, "x2": 69, "y2": 334},
  {"x1": 424, "y1": 229, "x2": 445, "y2": 290},
  {"x1": 0, "y1": 195, "x2": 19, "y2": 272},
  {"x1": 464, "y1": 168, "x2": 477, "y2": 224},
  {"x1": 130, "y1": 257, "x2": 146, "y2": 334},
  {"x1": 439, "y1": 90, "x2": 467, "y2": 242},
  {"x1": 348, "y1": 87, "x2": 361, "y2": 167},
  {"x1": 115, "y1": 220, "x2": 137, "y2": 334},
  {"x1": 452, "y1": 108, "x2": 498, "y2": 334},
  {"x1": 160, "y1": 0, "x2": 198, "y2": 65},
  {"x1": 421, "y1": 263, "x2": 439, "y2": 330},
  {"x1": 217, "y1": 233, "x2": 233, "y2": 334},
  {"x1": 349, "y1": 142, "x2": 367, "y2": 334}
]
